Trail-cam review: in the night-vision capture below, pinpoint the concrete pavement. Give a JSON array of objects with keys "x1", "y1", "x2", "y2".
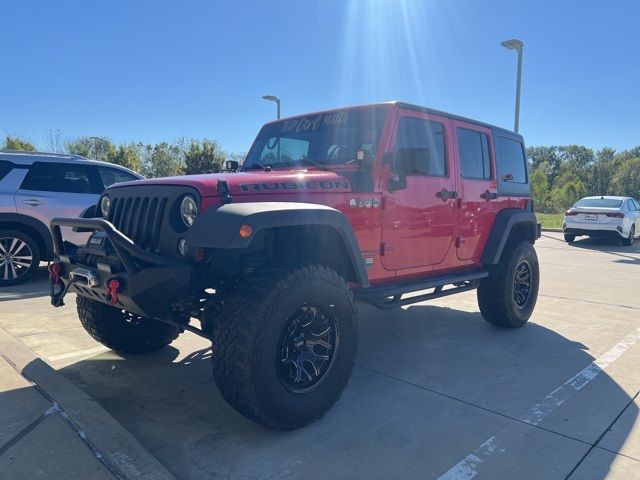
[{"x1": 1, "y1": 232, "x2": 640, "y2": 479}]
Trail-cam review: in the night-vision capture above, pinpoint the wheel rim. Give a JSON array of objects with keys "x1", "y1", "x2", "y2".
[
  {"x1": 277, "y1": 303, "x2": 340, "y2": 393},
  {"x1": 513, "y1": 260, "x2": 532, "y2": 308},
  {"x1": 0, "y1": 237, "x2": 34, "y2": 282}
]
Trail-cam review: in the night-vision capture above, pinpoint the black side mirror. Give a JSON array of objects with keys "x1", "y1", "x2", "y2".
[
  {"x1": 226, "y1": 160, "x2": 239, "y2": 172},
  {"x1": 387, "y1": 148, "x2": 430, "y2": 192}
]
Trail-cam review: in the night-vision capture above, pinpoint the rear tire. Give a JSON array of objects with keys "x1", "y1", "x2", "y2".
[
  {"x1": 622, "y1": 225, "x2": 635, "y2": 246},
  {"x1": 210, "y1": 264, "x2": 358, "y2": 430},
  {"x1": 76, "y1": 296, "x2": 181, "y2": 354},
  {"x1": 478, "y1": 240, "x2": 539, "y2": 328},
  {"x1": 0, "y1": 229, "x2": 41, "y2": 287},
  {"x1": 564, "y1": 234, "x2": 575, "y2": 243}
]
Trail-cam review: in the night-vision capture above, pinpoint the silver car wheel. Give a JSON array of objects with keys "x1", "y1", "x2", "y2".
[{"x1": 0, "y1": 237, "x2": 34, "y2": 281}]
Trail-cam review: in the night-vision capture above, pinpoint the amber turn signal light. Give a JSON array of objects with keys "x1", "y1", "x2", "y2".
[{"x1": 239, "y1": 224, "x2": 253, "y2": 238}]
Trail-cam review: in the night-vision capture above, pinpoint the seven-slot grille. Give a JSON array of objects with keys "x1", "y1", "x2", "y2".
[{"x1": 107, "y1": 196, "x2": 168, "y2": 252}]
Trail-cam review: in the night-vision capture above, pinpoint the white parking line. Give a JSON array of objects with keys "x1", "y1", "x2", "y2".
[
  {"x1": 437, "y1": 326, "x2": 640, "y2": 480},
  {"x1": 48, "y1": 346, "x2": 110, "y2": 362}
]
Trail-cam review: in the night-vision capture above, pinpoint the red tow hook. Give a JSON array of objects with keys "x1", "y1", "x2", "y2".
[
  {"x1": 106, "y1": 279, "x2": 121, "y2": 306},
  {"x1": 48, "y1": 263, "x2": 62, "y2": 285}
]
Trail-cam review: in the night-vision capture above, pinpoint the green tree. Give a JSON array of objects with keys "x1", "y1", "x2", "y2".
[
  {"x1": 66, "y1": 136, "x2": 115, "y2": 162},
  {"x1": 2, "y1": 135, "x2": 36, "y2": 151},
  {"x1": 551, "y1": 180, "x2": 586, "y2": 211},
  {"x1": 107, "y1": 143, "x2": 143, "y2": 172},
  {"x1": 530, "y1": 168, "x2": 552, "y2": 212},
  {"x1": 610, "y1": 157, "x2": 640, "y2": 197},
  {"x1": 184, "y1": 139, "x2": 225, "y2": 175},
  {"x1": 142, "y1": 142, "x2": 184, "y2": 178}
]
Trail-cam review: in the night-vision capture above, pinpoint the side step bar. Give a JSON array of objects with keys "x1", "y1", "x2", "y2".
[{"x1": 354, "y1": 270, "x2": 488, "y2": 310}]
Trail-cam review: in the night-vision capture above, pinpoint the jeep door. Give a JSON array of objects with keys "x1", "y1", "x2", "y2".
[
  {"x1": 381, "y1": 111, "x2": 457, "y2": 270},
  {"x1": 451, "y1": 121, "x2": 503, "y2": 261},
  {"x1": 15, "y1": 161, "x2": 103, "y2": 244}
]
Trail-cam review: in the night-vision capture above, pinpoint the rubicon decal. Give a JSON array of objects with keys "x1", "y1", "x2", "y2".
[{"x1": 240, "y1": 181, "x2": 350, "y2": 192}]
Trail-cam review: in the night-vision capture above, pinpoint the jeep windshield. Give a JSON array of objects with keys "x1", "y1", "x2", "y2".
[{"x1": 243, "y1": 106, "x2": 388, "y2": 170}]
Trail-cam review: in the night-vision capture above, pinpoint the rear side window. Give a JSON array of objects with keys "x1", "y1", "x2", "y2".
[
  {"x1": 98, "y1": 167, "x2": 138, "y2": 189},
  {"x1": 394, "y1": 117, "x2": 446, "y2": 176},
  {"x1": 457, "y1": 128, "x2": 491, "y2": 179},
  {"x1": 21, "y1": 162, "x2": 96, "y2": 194},
  {"x1": 0, "y1": 161, "x2": 13, "y2": 182},
  {"x1": 496, "y1": 136, "x2": 527, "y2": 183}
]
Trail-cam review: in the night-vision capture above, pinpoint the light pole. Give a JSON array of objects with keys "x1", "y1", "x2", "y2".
[
  {"x1": 501, "y1": 39, "x2": 524, "y2": 133},
  {"x1": 262, "y1": 95, "x2": 281, "y2": 119}
]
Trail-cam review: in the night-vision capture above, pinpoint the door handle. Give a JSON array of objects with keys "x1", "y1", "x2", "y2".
[
  {"x1": 480, "y1": 190, "x2": 498, "y2": 201},
  {"x1": 23, "y1": 199, "x2": 44, "y2": 206},
  {"x1": 435, "y1": 188, "x2": 458, "y2": 201}
]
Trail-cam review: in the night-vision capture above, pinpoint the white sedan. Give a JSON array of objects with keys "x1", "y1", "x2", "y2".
[{"x1": 563, "y1": 196, "x2": 640, "y2": 246}]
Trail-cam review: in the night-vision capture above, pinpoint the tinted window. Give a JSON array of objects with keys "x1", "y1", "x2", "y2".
[
  {"x1": 496, "y1": 136, "x2": 527, "y2": 183},
  {"x1": 0, "y1": 161, "x2": 13, "y2": 182},
  {"x1": 457, "y1": 128, "x2": 491, "y2": 179},
  {"x1": 394, "y1": 118, "x2": 446, "y2": 176},
  {"x1": 98, "y1": 167, "x2": 138, "y2": 189},
  {"x1": 634, "y1": 199, "x2": 640, "y2": 210},
  {"x1": 574, "y1": 198, "x2": 623, "y2": 208},
  {"x1": 21, "y1": 162, "x2": 96, "y2": 193}
]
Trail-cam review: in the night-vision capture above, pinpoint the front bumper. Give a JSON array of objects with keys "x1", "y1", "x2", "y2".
[{"x1": 50, "y1": 217, "x2": 192, "y2": 318}]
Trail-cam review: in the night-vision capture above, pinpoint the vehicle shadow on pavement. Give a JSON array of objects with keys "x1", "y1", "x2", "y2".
[
  {"x1": 52, "y1": 303, "x2": 638, "y2": 480},
  {"x1": 0, "y1": 265, "x2": 50, "y2": 302}
]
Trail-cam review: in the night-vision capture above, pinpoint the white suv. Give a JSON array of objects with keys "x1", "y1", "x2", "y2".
[
  {"x1": 563, "y1": 196, "x2": 640, "y2": 246},
  {"x1": 0, "y1": 151, "x2": 142, "y2": 285}
]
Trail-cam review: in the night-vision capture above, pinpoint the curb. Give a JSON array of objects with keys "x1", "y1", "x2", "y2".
[{"x1": 0, "y1": 327, "x2": 177, "y2": 480}]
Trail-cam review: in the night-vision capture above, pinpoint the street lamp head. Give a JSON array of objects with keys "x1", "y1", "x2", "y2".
[
  {"x1": 262, "y1": 95, "x2": 279, "y2": 102},
  {"x1": 501, "y1": 39, "x2": 523, "y2": 52}
]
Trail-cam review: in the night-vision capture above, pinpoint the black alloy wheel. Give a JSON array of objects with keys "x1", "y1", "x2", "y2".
[
  {"x1": 513, "y1": 260, "x2": 532, "y2": 308},
  {"x1": 278, "y1": 303, "x2": 339, "y2": 393}
]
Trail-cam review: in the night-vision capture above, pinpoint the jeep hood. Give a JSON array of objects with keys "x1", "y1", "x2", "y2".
[{"x1": 109, "y1": 170, "x2": 353, "y2": 197}]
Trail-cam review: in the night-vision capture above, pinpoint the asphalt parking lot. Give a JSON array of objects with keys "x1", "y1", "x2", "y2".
[{"x1": 2, "y1": 232, "x2": 640, "y2": 479}]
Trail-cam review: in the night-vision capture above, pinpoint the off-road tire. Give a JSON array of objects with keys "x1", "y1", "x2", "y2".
[
  {"x1": 622, "y1": 225, "x2": 635, "y2": 246},
  {"x1": 0, "y1": 229, "x2": 41, "y2": 287},
  {"x1": 564, "y1": 234, "x2": 575, "y2": 243},
  {"x1": 76, "y1": 296, "x2": 181, "y2": 354},
  {"x1": 477, "y1": 240, "x2": 539, "y2": 328},
  {"x1": 210, "y1": 264, "x2": 358, "y2": 430}
]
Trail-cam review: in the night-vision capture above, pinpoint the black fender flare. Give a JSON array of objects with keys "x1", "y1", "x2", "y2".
[
  {"x1": 187, "y1": 202, "x2": 369, "y2": 287},
  {"x1": 482, "y1": 209, "x2": 540, "y2": 265},
  {"x1": 0, "y1": 212, "x2": 54, "y2": 260}
]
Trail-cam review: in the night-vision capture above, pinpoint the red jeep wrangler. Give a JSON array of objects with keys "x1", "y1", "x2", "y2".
[{"x1": 50, "y1": 102, "x2": 540, "y2": 430}]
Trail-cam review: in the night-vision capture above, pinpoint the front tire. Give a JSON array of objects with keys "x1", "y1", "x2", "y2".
[
  {"x1": 622, "y1": 225, "x2": 635, "y2": 246},
  {"x1": 76, "y1": 296, "x2": 181, "y2": 354},
  {"x1": 210, "y1": 265, "x2": 358, "y2": 430},
  {"x1": 477, "y1": 240, "x2": 539, "y2": 328},
  {"x1": 0, "y1": 230, "x2": 41, "y2": 286}
]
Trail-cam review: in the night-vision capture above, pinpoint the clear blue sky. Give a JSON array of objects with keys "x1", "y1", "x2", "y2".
[{"x1": 2, "y1": 0, "x2": 639, "y2": 154}]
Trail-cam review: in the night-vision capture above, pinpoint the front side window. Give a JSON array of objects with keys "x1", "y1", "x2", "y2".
[
  {"x1": 457, "y1": 128, "x2": 491, "y2": 180},
  {"x1": 21, "y1": 162, "x2": 95, "y2": 193},
  {"x1": 496, "y1": 136, "x2": 527, "y2": 183},
  {"x1": 98, "y1": 167, "x2": 139, "y2": 189},
  {"x1": 243, "y1": 107, "x2": 388, "y2": 170},
  {"x1": 394, "y1": 117, "x2": 446, "y2": 176}
]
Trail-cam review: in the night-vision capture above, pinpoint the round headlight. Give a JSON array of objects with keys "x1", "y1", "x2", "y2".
[
  {"x1": 100, "y1": 196, "x2": 111, "y2": 218},
  {"x1": 180, "y1": 196, "x2": 198, "y2": 227}
]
